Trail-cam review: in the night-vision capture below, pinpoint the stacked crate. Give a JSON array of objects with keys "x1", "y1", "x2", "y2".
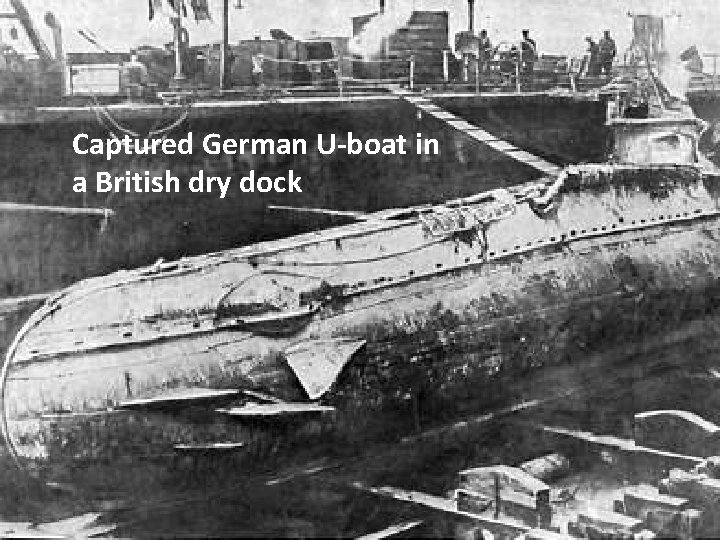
[{"x1": 456, "y1": 465, "x2": 552, "y2": 528}]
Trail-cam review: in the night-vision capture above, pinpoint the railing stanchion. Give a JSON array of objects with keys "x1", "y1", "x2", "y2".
[
  {"x1": 443, "y1": 50, "x2": 449, "y2": 83},
  {"x1": 410, "y1": 55, "x2": 415, "y2": 91},
  {"x1": 338, "y1": 55, "x2": 344, "y2": 98}
]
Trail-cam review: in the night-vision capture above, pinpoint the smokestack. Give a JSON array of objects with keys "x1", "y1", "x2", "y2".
[
  {"x1": 380, "y1": 0, "x2": 385, "y2": 14},
  {"x1": 468, "y1": 0, "x2": 475, "y2": 32}
]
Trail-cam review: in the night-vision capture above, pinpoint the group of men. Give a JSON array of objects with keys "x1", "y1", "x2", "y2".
[
  {"x1": 474, "y1": 29, "x2": 537, "y2": 73},
  {"x1": 475, "y1": 27, "x2": 617, "y2": 78},
  {"x1": 583, "y1": 31, "x2": 617, "y2": 77}
]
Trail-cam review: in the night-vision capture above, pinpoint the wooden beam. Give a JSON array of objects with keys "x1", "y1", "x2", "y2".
[
  {"x1": 117, "y1": 388, "x2": 240, "y2": 410},
  {"x1": 267, "y1": 205, "x2": 371, "y2": 221},
  {"x1": 534, "y1": 424, "x2": 704, "y2": 466},
  {"x1": 351, "y1": 483, "x2": 531, "y2": 536},
  {"x1": 357, "y1": 520, "x2": 424, "y2": 540},
  {"x1": 217, "y1": 403, "x2": 336, "y2": 417},
  {"x1": 174, "y1": 442, "x2": 245, "y2": 453},
  {"x1": 0, "y1": 202, "x2": 113, "y2": 217}
]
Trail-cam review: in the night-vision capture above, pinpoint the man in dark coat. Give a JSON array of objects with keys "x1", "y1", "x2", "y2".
[
  {"x1": 478, "y1": 29, "x2": 493, "y2": 71},
  {"x1": 599, "y1": 30, "x2": 616, "y2": 76},
  {"x1": 584, "y1": 36, "x2": 601, "y2": 76},
  {"x1": 520, "y1": 29, "x2": 537, "y2": 74}
]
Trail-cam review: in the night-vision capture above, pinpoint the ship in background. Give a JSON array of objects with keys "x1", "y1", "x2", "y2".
[
  {"x1": 0, "y1": 0, "x2": 715, "y2": 354},
  {"x1": 2, "y1": 59, "x2": 719, "y2": 494},
  {"x1": 1, "y1": 0, "x2": 720, "y2": 506},
  {"x1": 0, "y1": 0, "x2": 609, "y2": 314}
]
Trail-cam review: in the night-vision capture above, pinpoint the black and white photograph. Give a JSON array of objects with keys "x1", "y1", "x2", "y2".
[{"x1": 0, "y1": 0, "x2": 719, "y2": 537}]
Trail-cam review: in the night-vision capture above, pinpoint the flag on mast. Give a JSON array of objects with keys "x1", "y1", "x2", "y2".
[
  {"x1": 148, "y1": 0, "x2": 160, "y2": 20},
  {"x1": 150, "y1": 0, "x2": 208, "y2": 22},
  {"x1": 168, "y1": 0, "x2": 188, "y2": 17},
  {"x1": 190, "y1": 0, "x2": 212, "y2": 21},
  {"x1": 149, "y1": 0, "x2": 180, "y2": 20}
]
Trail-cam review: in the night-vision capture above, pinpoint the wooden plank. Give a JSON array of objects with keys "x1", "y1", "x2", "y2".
[
  {"x1": 486, "y1": 140, "x2": 518, "y2": 153},
  {"x1": 357, "y1": 520, "x2": 424, "y2": 540},
  {"x1": 446, "y1": 119, "x2": 475, "y2": 128},
  {"x1": 0, "y1": 292, "x2": 51, "y2": 310},
  {"x1": 0, "y1": 532, "x2": 64, "y2": 539},
  {"x1": 73, "y1": 524, "x2": 117, "y2": 538},
  {"x1": 399, "y1": 392, "x2": 575, "y2": 445},
  {"x1": 431, "y1": 111, "x2": 457, "y2": 120},
  {"x1": 577, "y1": 508, "x2": 644, "y2": 532},
  {"x1": 174, "y1": 442, "x2": 246, "y2": 453},
  {"x1": 351, "y1": 483, "x2": 531, "y2": 536},
  {"x1": 267, "y1": 205, "x2": 370, "y2": 221},
  {"x1": 458, "y1": 465, "x2": 549, "y2": 498},
  {"x1": 0, "y1": 523, "x2": 33, "y2": 533},
  {"x1": 41, "y1": 410, "x2": 125, "y2": 421},
  {"x1": 506, "y1": 149, "x2": 552, "y2": 163},
  {"x1": 34, "y1": 514, "x2": 104, "y2": 537},
  {"x1": 536, "y1": 424, "x2": 704, "y2": 465},
  {"x1": 526, "y1": 529, "x2": 570, "y2": 540},
  {"x1": 243, "y1": 389, "x2": 285, "y2": 404},
  {"x1": 465, "y1": 132, "x2": 500, "y2": 143},
  {"x1": 217, "y1": 403, "x2": 336, "y2": 417},
  {"x1": 530, "y1": 163, "x2": 562, "y2": 175},
  {"x1": 117, "y1": 388, "x2": 240, "y2": 410},
  {"x1": 392, "y1": 88, "x2": 560, "y2": 176},
  {"x1": 623, "y1": 485, "x2": 689, "y2": 516},
  {"x1": 0, "y1": 202, "x2": 113, "y2": 217}
]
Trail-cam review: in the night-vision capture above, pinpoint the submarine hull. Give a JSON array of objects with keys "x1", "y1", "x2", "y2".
[{"x1": 3, "y1": 163, "x2": 720, "y2": 491}]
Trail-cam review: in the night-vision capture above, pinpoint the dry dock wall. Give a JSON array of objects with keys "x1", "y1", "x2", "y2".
[{"x1": 0, "y1": 94, "x2": 607, "y2": 302}]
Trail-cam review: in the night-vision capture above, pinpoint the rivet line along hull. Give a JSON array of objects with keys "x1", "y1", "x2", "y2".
[{"x1": 3, "y1": 163, "x2": 720, "y2": 489}]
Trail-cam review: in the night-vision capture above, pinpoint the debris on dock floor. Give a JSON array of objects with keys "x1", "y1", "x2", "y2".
[
  {"x1": 347, "y1": 405, "x2": 720, "y2": 538},
  {"x1": 356, "y1": 520, "x2": 424, "y2": 540},
  {"x1": 0, "y1": 513, "x2": 115, "y2": 539},
  {"x1": 217, "y1": 403, "x2": 336, "y2": 418}
]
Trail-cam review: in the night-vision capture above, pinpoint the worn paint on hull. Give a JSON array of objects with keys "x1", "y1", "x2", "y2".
[{"x1": 3, "y1": 162, "x2": 720, "y2": 490}]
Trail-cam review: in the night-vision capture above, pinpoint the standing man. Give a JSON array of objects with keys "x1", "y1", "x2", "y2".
[
  {"x1": 121, "y1": 50, "x2": 150, "y2": 99},
  {"x1": 584, "y1": 36, "x2": 601, "y2": 77},
  {"x1": 251, "y1": 52, "x2": 265, "y2": 89},
  {"x1": 599, "y1": 30, "x2": 616, "y2": 77},
  {"x1": 520, "y1": 29, "x2": 537, "y2": 75},
  {"x1": 478, "y1": 29, "x2": 493, "y2": 72}
]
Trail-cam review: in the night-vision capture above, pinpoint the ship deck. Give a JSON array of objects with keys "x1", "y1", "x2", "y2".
[{"x1": 0, "y1": 89, "x2": 602, "y2": 125}]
